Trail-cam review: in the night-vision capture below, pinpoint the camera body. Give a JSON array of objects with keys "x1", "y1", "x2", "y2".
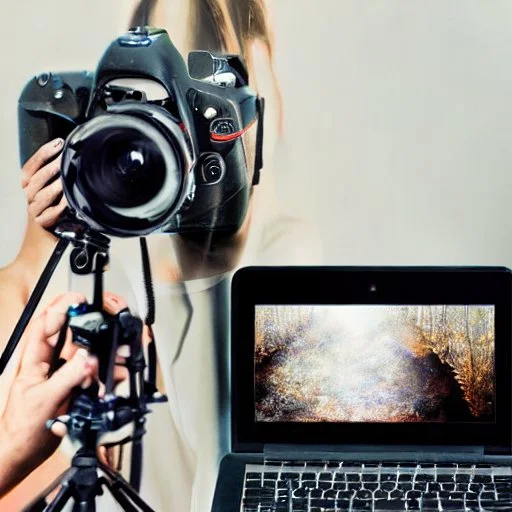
[{"x1": 18, "y1": 27, "x2": 264, "y2": 237}]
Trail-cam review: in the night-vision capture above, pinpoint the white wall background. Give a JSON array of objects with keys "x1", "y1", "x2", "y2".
[{"x1": 1, "y1": 1, "x2": 512, "y2": 269}]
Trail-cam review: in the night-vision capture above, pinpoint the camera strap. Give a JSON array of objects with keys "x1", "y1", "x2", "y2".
[{"x1": 253, "y1": 97, "x2": 266, "y2": 186}]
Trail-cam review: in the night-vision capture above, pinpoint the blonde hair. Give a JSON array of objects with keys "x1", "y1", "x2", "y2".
[{"x1": 130, "y1": 0, "x2": 274, "y2": 68}]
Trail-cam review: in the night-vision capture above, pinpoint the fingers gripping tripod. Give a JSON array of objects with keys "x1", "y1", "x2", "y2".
[{"x1": 0, "y1": 219, "x2": 165, "y2": 511}]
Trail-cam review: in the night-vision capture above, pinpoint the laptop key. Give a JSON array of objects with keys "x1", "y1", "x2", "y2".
[
  {"x1": 323, "y1": 489, "x2": 338, "y2": 499},
  {"x1": 292, "y1": 487, "x2": 308, "y2": 498},
  {"x1": 374, "y1": 500, "x2": 408, "y2": 511},
  {"x1": 420, "y1": 499, "x2": 440, "y2": 511},
  {"x1": 310, "y1": 488, "x2": 323, "y2": 498},
  {"x1": 277, "y1": 479, "x2": 299, "y2": 489},
  {"x1": 332, "y1": 499, "x2": 352, "y2": 510},
  {"x1": 301, "y1": 479, "x2": 316, "y2": 490},
  {"x1": 242, "y1": 497, "x2": 273, "y2": 507},
  {"x1": 405, "y1": 499, "x2": 421, "y2": 510},
  {"x1": 244, "y1": 488, "x2": 274, "y2": 498},
  {"x1": 245, "y1": 479, "x2": 262, "y2": 488},
  {"x1": 351, "y1": 498, "x2": 372, "y2": 511},
  {"x1": 338, "y1": 490, "x2": 356, "y2": 500},
  {"x1": 473, "y1": 474, "x2": 493, "y2": 483},
  {"x1": 416, "y1": 473, "x2": 435, "y2": 482},
  {"x1": 469, "y1": 483, "x2": 483, "y2": 493},
  {"x1": 478, "y1": 501, "x2": 512, "y2": 511},
  {"x1": 310, "y1": 498, "x2": 340, "y2": 507},
  {"x1": 465, "y1": 495, "x2": 479, "y2": 506},
  {"x1": 494, "y1": 476, "x2": 512, "y2": 483},
  {"x1": 439, "y1": 499, "x2": 464, "y2": 510}
]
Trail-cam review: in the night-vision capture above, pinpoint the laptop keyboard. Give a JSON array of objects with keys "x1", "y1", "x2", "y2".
[{"x1": 241, "y1": 460, "x2": 512, "y2": 511}]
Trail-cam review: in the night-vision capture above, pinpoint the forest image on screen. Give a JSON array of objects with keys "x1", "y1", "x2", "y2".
[{"x1": 255, "y1": 306, "x2": 495, "y2": 423}]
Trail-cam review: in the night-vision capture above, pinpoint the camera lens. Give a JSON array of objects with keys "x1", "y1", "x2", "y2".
[
  {"x1": 61, "y1": 113, "x2": 191, "y2": 236},
  {"x1": 200, "y1": 154, "x2": 225, "y2": 184},
  {"x1": 78, "y1": 130, "x2": 168, "y2": 210},
  {"x1": 118, "y1": 150, "x2": 144, "y2": 176},
  {"x1": 86, "y1": 130, "x2": 168, "y2": 209}
]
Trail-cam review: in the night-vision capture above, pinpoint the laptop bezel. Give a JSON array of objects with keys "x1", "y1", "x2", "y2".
[{"x1": 231, "y1": 266, "x2": 512, "y2": 453}]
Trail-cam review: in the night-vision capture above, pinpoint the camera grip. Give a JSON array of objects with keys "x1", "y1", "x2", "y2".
[
  {"x1": 18, "y1": 108, "x2": 53, "y2": 167},
  {"x1": 18, "y1": 71, "x2": 93, "y2": 166}
]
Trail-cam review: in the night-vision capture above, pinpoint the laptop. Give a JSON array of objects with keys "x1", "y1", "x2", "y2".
[{"x1": 211, "y1": 266, "x2": 512, "y2": 511}]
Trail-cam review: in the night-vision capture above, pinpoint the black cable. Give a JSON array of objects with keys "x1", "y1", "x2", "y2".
[
  {"x1": 127, "y1": 237, "x2": 157, "y2": 491},
  {"x1": 139, "y1": 238, "x2": 155, "y2": 326},
  {"x1": 139, "y1": 238, "x2": 157, "y2": 386}
]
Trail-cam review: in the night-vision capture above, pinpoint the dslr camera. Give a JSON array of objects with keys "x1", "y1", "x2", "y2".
[{"x1": 18, "y1": 27, "x2": 264, "y2": 237}]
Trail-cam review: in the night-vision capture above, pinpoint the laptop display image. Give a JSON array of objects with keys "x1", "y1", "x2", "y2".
[
  {"x1": 255, "y1": 305, "x2": 495, "y2": 425},
  {"x1": 212, "y1": 267, "x2": 512, "y2": 512}
]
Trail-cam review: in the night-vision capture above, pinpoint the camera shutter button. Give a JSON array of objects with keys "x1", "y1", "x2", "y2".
[
  {"x1": 203, "y1": 107, "x2": 217, "y2": 120},
  {"x1": 37, "y1": 72, "x2": 51, "y2": 87}
]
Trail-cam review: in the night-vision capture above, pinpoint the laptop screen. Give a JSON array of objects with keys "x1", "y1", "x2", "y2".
[
  {"x1": 255, "y1": 305, "x2": 495, "y2": 424},
  {"x1": 232, "y1": 267, "x2": 511, "y2": 451}
]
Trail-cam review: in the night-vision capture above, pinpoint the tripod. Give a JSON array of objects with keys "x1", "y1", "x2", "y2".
[
  {"x1": 24, "y1": 434, "x2": 155, "y2": 512},
  {"x1": 0, "y1": 217, "x2": 162, "y2": 511}
]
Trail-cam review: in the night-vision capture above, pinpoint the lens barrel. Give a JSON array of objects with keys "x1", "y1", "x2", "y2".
[{"x1": 60, "y1": 111, "x2": 192, "y2": 236}]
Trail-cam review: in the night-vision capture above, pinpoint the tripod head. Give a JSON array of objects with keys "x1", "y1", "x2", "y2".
[
  {"x1": 48, "y1": 302, "x2": 149, "y2": 447},
  {"x1": 0, "y1": 218, "x2": 165, "y2": 510}
]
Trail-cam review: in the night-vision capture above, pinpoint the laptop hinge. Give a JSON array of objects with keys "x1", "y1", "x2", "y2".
[{"x1": 264, "y1": 444, "x2": 485, "y2": 462}]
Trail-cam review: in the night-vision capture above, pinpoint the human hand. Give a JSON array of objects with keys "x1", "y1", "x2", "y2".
[
  {"x1": 21, "y1": 138, "x2": 68, "y2": 229},
  {"x1": 0, "y1": 292, "x2": 98, "y2": 497}
]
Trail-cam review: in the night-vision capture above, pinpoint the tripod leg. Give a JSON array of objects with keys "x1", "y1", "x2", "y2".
[
  {"x1": 0, "y1": 237, "x2": 70, "y2": 374},
  {"x1": 100, "y1": 477, "x2": 140, "y2": 512},
  {"x1": 22, "y1": 466, "x2": 77, "y2": 512},
  {"x1": 129, "y1": 436, "x2": 143, "y2": 492},
  {"x1": 99, "y1": 463, "x2": 155, "y2": 512},
  {"x1": 42, "y1": 483, "x2": 74, "y2": 512}
]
